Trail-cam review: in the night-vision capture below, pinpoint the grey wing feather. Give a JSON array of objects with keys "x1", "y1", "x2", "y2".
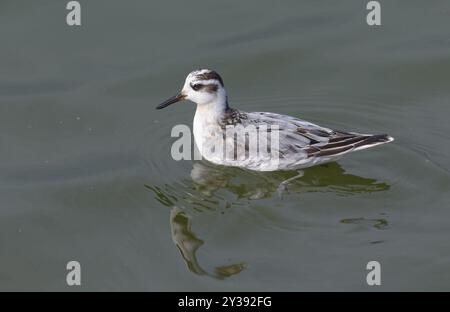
[{"x1": 244, "y1": 111, "x2": 393, "y2": 159}]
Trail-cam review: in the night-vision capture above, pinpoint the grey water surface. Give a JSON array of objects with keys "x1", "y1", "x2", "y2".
[{"x1": 1, "y1": 0, "x2": 450, "y2": 291}]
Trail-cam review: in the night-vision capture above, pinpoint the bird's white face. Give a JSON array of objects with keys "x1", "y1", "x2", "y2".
[
  {"x1": 181, "y1": 70, "x2": 225, "y2": 106},
  {"x1": 157, "y1": 69, "x2": 227, "y2": 110}
]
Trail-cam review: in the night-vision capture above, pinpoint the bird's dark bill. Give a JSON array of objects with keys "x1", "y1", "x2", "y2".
[{"x1": 156, "y1": 93, "x2": 185, "y2": 109}]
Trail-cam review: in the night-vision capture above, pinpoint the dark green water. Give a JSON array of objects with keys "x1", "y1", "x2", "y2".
[{"x1": 1, "y1": 0, "x2": 450, "y2": 291}]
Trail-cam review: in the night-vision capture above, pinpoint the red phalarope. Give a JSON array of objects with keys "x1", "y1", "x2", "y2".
[{"x1": 157, "y1": 69, "x2": 394, "y2": 174}]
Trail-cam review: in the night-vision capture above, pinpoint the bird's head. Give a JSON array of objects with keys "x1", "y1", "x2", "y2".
[{"x1": 157, "y1": 69, "x2": 227, "y2": 110}]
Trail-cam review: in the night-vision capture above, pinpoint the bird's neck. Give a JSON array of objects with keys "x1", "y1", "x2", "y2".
[{"x1": 194, "y1": 96, "x2": 229, "y2": 123}]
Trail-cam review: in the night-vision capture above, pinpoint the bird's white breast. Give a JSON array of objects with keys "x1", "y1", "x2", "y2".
[
  {"x1": 193, "y1": 106, "x2": 231, "y2": 165},
  {"x1": 193, "y1": 111, "x2": 204, "y2": 153}
]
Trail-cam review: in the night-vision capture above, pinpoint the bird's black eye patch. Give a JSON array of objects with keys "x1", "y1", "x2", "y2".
[
  {"x1": 204, "y1": 84, "x2": 218, "y2": 92},
  {"x1": 191, "y1": 83, "x2": 203, "y2": 91}
]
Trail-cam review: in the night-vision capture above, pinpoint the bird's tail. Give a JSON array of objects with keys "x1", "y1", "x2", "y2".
[{"x1": 353, "y1": 134, "x2": 394, "y2": 152}]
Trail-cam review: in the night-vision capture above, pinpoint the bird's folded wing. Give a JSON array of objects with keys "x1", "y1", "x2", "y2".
[{"x1": 245, "y1": 111, "x2": 390, "y2": 159}]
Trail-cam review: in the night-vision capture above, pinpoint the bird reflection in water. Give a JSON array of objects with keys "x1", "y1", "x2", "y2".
[
  {"x1": 169, "y1": 207, "x2": 245, "y2": 279},
  {"x1": 189, "y1": 161, "x2": 390, "y2": 199},
  {"x1": 147, "y1": 161, "x2": 390, "y2": 278}
]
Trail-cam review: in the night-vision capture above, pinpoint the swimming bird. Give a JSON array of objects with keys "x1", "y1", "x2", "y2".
[{"x1": 157, "y1": 69, "x2": 394, "y2": 173}]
